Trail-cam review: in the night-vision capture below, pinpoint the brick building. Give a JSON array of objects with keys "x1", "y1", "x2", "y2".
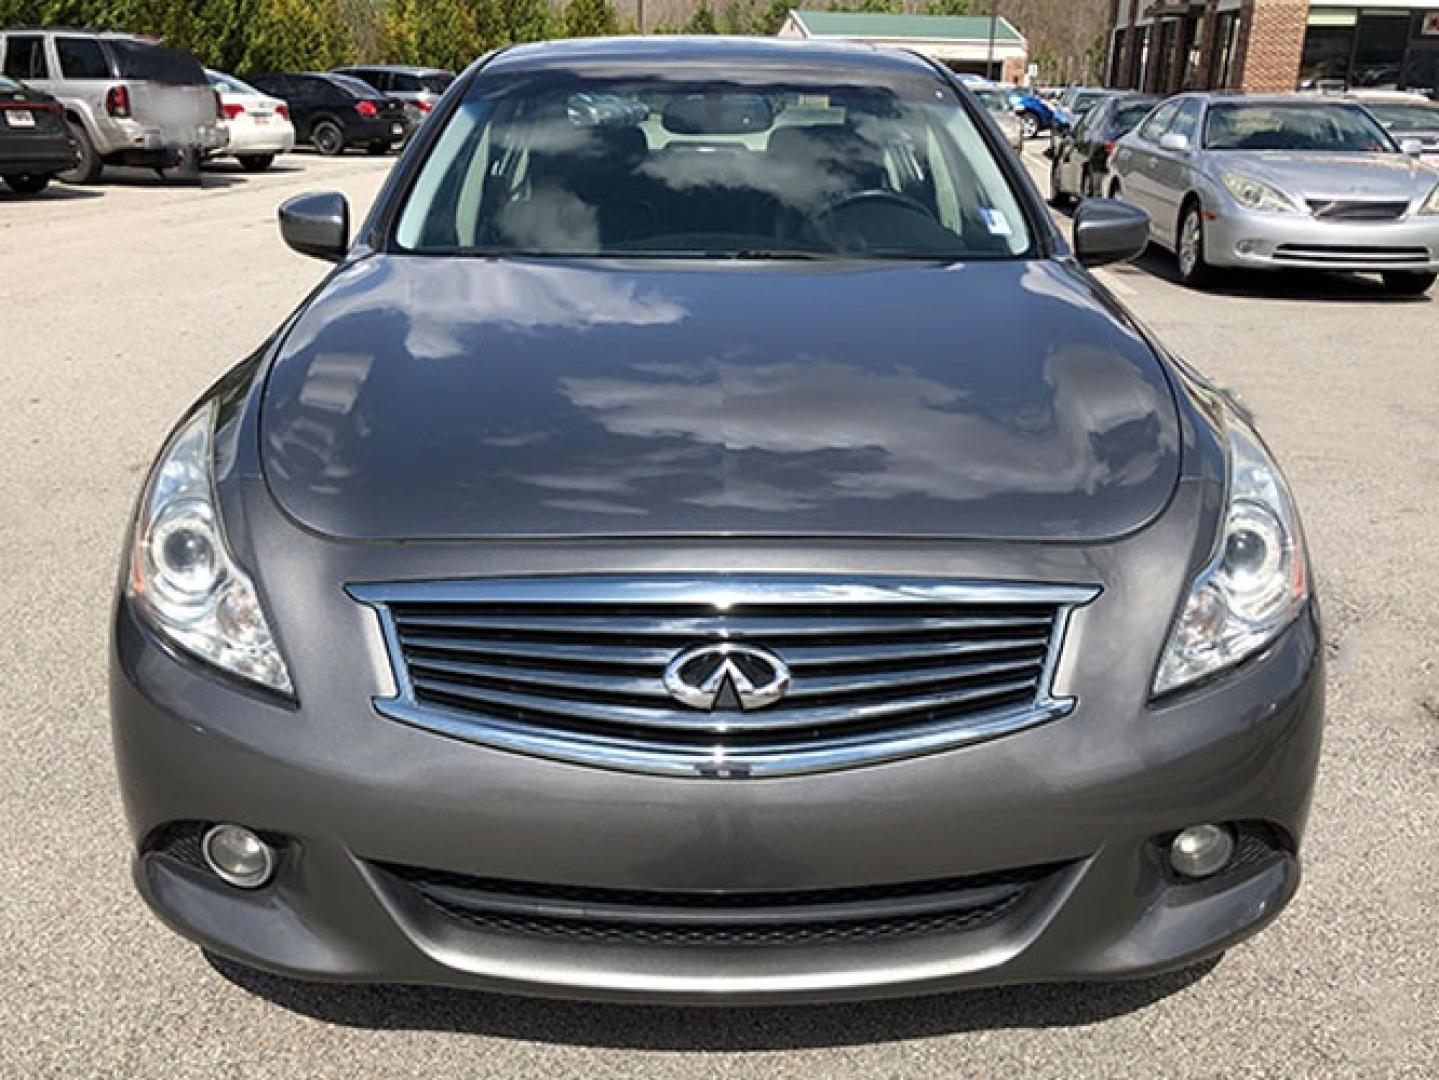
[{"x1": 1105, "y1": 1, "x2": 1439, "y2": 95}]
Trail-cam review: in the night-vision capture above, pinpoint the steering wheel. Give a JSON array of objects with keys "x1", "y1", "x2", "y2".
[{"x1": 818, "y1": 188, "x2": 937, "y2": 222}]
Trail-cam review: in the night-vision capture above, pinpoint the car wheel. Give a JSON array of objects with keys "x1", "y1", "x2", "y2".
[
  {"x1": 1020, "y1": 112, "x2": 1040, "y2": 140},
  {"x1": 1176, "y1": 202, "x2": 1215, "y2": 289},
  {"x1": 2, "y1": 172, "x2": 50, "y2": 195},
  {"x1": 1108, "y1": 177, "x2": 1123, "y2": 200},
  {"x1": 312, "y1": 121, "x2": 344, "y2": 156},
  {"x1": 59, "y1": 121, "x2": 102, "y2": 185},
  {"x1": 1047, "y1": 158, "x2": 1070, "y2": 208},
  {"x1": 1082, "y1": 168, "x2": 1100, "y2": 200},
  {"x1": 237, "y1": 154, "x2": 275, "y2": 172},
  {"x1": 1382, "y1": 270, "x2": 1437, "y2": 296}
]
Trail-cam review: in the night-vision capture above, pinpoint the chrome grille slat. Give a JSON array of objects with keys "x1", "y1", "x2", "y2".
[
  {"x1": 405, "y1": 653, "x2": 1045, "y2": 704},
  {"x1": 410, "y1": 674, "x2": 1043, "y2": 734},
  {"x1": 351, "y1": 576, "x2": 1098, "y2": 777}
]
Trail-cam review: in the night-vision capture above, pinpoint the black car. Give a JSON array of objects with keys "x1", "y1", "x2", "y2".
[
  {"x1": 112, "y1": 39, "x2": 1322, "y2": 1004},
  {"x1": 1050, "y1": 93, "x2": 1161, "y2": 205},
  {"x1": 247, "y1": 72, "x2": 407, "y2": 155},
  {"x1": 0, "y1": 73, "x2": 74, "y2": 193}
]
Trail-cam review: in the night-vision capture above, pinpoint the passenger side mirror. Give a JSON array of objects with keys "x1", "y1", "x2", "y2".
[
  {"x1": 279, "y1": 192, "x2": 350, "y2": 262},
  {"x1": 1399, "y1": 137, "x2": 1425, "y2": 157},
  {"x1": 1158, "y1": 132, "x2": 1191, "y2": 153},
  {"x1": 1073, "y1": 198, "x2": 1150, "y2": 268}
]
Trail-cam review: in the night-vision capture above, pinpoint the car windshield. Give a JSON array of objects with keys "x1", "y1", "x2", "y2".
[
  {"x1": 974, "y1": 89, "x2": 1011, "y2": 112},
  {"x1": 1364, "y1": 102, "x2": 1439, "y2": 132},
  {"x1": 1203, "y1": 103, "x2": 1397, "y2": 152},
  {"x1": 395, "y1": 75, "x2": 1033, "y2": 261},
  {"x1": 1114, "y1": 101, "x2": 1158, "y2": 129},
  {"x1": 208, "y1": 71, "x2": 261, "y2": 96},
  {"x1": 1072, "y1": 91, "x2": 1107, "y2": 114},
  {"x1": 329, "y1": 73, "x2": 379, "y2": 98},
  {"x1": 110, "y1": 40, "x2": 206, "y2": 86}
]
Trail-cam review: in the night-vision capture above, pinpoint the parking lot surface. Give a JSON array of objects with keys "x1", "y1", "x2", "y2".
[{"x1": 3, "y1": 150, "x2": 1436, "y2": 1077}]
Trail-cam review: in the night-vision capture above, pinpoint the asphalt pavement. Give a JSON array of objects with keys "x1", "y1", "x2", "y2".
[{"x1": 1, "y1": 147, "x2": 1435, "y2": 1077}]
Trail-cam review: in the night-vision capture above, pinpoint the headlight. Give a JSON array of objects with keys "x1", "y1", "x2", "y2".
[
  {"x1": 1221, "y1": 172, "x2": 1298, "y2": 214},
  {"x1": 1154, "y1": 410, "x2": 1310, "y2": 695},
  {"x1": 1420, "y1": 182, "x2": 1439, "y2": 215},
  {"x1": 127, "y1": 404, "x2": 293, "y2": 694}
]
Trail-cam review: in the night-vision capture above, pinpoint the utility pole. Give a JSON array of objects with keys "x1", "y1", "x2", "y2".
[
  {"x1": 985, "y1": 1, "x2": 998, "y2": 81},
  {"x1": 637, "y1": 0, "x2": 645, "y2": 33}
]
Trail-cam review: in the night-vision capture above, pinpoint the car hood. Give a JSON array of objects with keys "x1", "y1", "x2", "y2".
[
  {"x1": 1212, "y1": 151, "x2": 1437, "y2": 201},
  {"x1": 260, "y1": 257, "x2": 1181, "y2": 541}
]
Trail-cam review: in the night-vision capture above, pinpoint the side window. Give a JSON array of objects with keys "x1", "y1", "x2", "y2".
[
  {"x1": 291, "y1": 77, "x2": 320, "y2": 104},
  {"x1": 1137, "y1": 101, "x2": 1179, "y2": 143},
  {"x1": 3, "y1": 35, "x2": 50, "y2": 80},
  {"x1": 392, "y1": 73, "x2": 422, "y2": 93},
  {"x1": 1072, "y1": 108, "x2": 1097, "y2": 144},
  {"x1": 1167, "y1": 100, "x2": 1203, "y2": 143},
  {"x1": 56, "y1": 37, "x2": 110, "y2": 80}
]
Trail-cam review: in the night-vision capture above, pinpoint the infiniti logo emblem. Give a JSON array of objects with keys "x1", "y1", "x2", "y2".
[{"x1": 663, "y1": 643, "x2": 792, "y2": 712}]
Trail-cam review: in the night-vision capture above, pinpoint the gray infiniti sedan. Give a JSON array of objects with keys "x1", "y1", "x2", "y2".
[
  {"x1": 1111, "y1": 93, "x2": 1439, "y2": 294},
  {"x1": 111, "y1": 38, "x2": 1323, "y2": 1004}
]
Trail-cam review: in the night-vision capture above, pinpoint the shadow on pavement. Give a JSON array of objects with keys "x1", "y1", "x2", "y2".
[
  {"x1": 0, "y1": 183, "x2": 103, "y2": 201},
  {"x1": 207, "y1": 951, "x2": 1219, "y2": 1049}
]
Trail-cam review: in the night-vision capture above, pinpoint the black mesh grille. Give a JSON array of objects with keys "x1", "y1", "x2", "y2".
[{"x1": 381, "y1": 861, "x2": 1062, "y2": 949}]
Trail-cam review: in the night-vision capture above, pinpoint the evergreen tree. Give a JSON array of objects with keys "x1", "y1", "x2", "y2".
[
  {"x1": 240, "y1": 0, "x2": 347, "y2": 74},
  {"x1": 754, "y1": 0, "x2": 793, "y2": 35},
  {"x1": 562, "y1": 0, "x2": 617, "y2": 38},
  {"x1": 925, "y1": 0, "x2": 973, "y2": 14},
  {"x1": 683, "y1": 4, "x2": 717, "y2": 34},
  {"x1": 381, "y1": 0, "x2": 483, "y2": 71}
]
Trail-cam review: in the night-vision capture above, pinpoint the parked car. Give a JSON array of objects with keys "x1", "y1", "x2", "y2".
[
  {"x1": 1007, "y1": 86, "x2": 1059, "y2": 139},
  {"x1": 206, "y1": 69, "x2": 294, "y2": 172},
  {"x1": 1348, "y1": 91, "x2": 1439, "y2": 162},
  {"x1": 1050, "y1": 92, "x2": 1160, "y2": 204},
  {"x1": 0, "y1": 73, "x2": 75, "y2": 193},
  {"x1": 1111, "y1": 93, "x2": 1439, "y2": 294},
  {"x1": 246, "y1": 72, "x2": 407, "y2": 156},
  {"x1": 970, "y1": 81, "x2": 1023, "y2": 152},
  {"x1": 112, "y1": 37, "x2": 1325, "y2": 1004},
  {"x1": 331, "y1": 65, "x2": 453, "y2": 130},
  {"x1": 1048, "y1": 86, "x2": 1117, "y2": 154},
  {"x1": 0, "y1": 29, "x2": 224, "y2": 184}
]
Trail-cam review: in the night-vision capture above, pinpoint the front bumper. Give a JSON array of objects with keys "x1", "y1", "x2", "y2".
[
  {"x1": 1206, "y1": 207, "x2": 1439, "y2": 272},
  {"x1": 112, "y1": 579, "x2": 1323, "y2": 1003}
]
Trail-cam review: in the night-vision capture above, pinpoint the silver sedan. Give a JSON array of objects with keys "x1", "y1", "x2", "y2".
[{"x1": 1111, "y1": 94, "x2": 1439, "y2": 295}]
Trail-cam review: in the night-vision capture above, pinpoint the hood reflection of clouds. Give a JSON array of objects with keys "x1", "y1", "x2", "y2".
[{"x1": 543, "y1": 353, "x2": 1174, "y2": 512}]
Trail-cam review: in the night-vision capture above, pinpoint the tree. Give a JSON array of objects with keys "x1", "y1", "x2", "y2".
[
  {"x1": 924, "y1": 0, "x2": 973, "y2": 15},
  {"x1": 683, "y1": 3, "x2": 717, "y2": 34},
  {"x1": 563, "y1": 0, "x2": 617, "y2": 38},
  {"x1": 754, "y1": 0, "x2": 793, "y2": 35},
  {"x1": 239, "y1": 0, "x2": 348, "y2": 74},
  {"x1": 497, "y1": 0, "x2": 556, "y2": 44},
  {"x1": 381, "y1": 0, "x2": 484, "y2": 71}
]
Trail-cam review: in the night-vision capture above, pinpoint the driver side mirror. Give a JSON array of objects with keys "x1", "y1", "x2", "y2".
[
  {"x1": 279, "y1": 192, "x2": 349, "y2": 262},
  {"x1": 1158, "y1": 132, "x2": 1191, "y2": 153},
  {"x1": 1073, "y1": 198, "x2": 1150, "y2": 268}
]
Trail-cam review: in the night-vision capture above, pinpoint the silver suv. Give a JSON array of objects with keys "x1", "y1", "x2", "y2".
[{"x1": 0, "y1": 29, "x2": 224, "y2": 183}]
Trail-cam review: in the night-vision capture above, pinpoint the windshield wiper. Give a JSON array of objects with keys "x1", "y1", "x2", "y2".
[{"x1": 728, "y1": 248, "x2": 840, "y2": 261}]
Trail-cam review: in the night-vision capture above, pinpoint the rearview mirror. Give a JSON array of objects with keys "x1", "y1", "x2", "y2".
[
  {"x1": 1399, "y1": 137, "x2": 1425, "y2": 157},
  {"x1": 279, "y1": 192, "x2": 349, "y2": 262},
  {"x1": 1073, "y1": 198, "x2": 1149, "y2": 268},
  {"x1": 1158, "y1": 132, "x2": 1191, "y2": 152}
]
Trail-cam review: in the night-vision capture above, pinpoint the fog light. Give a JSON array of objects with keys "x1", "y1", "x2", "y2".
[
  {"x1": 202, "y1": 824, "x2": 276, "y2": 889},
  {"x1": 1169, "y1": 824, "x2": 1235, "y2": 879}
]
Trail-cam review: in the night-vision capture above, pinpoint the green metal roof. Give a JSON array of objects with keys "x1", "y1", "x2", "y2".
[{"x1": 790, "y1": 11, "x2": 1024, "y2": 44}]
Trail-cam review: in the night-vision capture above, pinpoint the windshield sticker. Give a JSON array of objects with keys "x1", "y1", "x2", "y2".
[{"x1": 980, "y1": 208, "x2": 1013, "y2": 237}]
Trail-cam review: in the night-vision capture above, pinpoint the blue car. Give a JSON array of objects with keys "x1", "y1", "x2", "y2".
[{"x1": 1007, "y1": 89, "x2": 1059, "y2": 138}]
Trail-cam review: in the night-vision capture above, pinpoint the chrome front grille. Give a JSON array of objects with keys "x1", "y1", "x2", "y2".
[
  {"x1": 1306, "y1": 199, "x2": 1410, "y2": 221},
  {"x1": 351, "y1": 577, "x2": 1097, "y2": 777}
]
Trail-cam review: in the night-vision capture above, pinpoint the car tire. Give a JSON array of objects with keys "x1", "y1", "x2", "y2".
[
  {"x1": 1176, "y1": 201, "x2": 1215, "y2": 289},
  {"x1": 1382, "y1": 271, "x2": 1437, "y2": 296},
  {"x1": 1020, "y1": 112, "x2": 1040, "y2": 140},
  {"x1": 1047, "y1": 158, "x2": 1071, "y2": 208},
  {"x1": 1082, "y1": 168, "x2": 1101, "y2": 200},
  {"x1": 58, "y1": 121, "x2": 102, "y2": 185},
  {"x1": 2, "y1": 172, "x2": 50, "y2": 195},
  {"x1": 312, "y1": 121, "x2": 345, "y2": 156},
  {"x1": 1108, "y1": 177, "x2": 1123, "y2": 200},
  {"x1": 237, "y1": 154, "x2": 275, "y2": 172}
]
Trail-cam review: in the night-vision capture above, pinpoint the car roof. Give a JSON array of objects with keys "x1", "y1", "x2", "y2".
[
  {"x1": 338, "y1": 64, "x2": 449, "y2": 75},
  {"x1": 484, "y1": 35, "x2": 942, "y2": 82}
]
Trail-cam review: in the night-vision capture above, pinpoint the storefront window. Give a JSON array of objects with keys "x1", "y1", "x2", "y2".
[
  {"x1": 1300, "y1": 9, "x2": 1356, "y2": 87},
  {"x1": 1352, "y1": 11, "x2": 1411, "y2": 88},
  {"x1": 1209, "y1": 12, "x2": 1240, "y2": 88}
]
